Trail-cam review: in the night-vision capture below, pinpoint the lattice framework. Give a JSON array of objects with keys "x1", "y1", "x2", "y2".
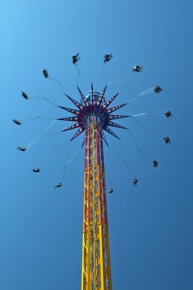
[{"x1": 81, "y1": 114, "x2": 112, "y2": 290}]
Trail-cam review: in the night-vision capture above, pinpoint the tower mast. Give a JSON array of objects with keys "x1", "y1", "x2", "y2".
[{"x1": 81, "y1": 114, "x2": 112, "y2": 290}]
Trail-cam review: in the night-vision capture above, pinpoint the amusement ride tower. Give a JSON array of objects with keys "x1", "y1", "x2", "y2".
[
  {"x1": 15, "y1": 64, "x2": 169, "y2": 289},
  {"x1": 58, "y1": 83, "x2": 128, "y2": 290}
]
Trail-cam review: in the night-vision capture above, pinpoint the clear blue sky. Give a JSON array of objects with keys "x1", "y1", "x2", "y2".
[{"x1": 0, "y1": 1, "x2": 193, "y2": 289}]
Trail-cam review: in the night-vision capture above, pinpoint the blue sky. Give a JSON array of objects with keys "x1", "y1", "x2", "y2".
[{"x1": 0, "y1": 1, "x2": 193, "y2": 289}]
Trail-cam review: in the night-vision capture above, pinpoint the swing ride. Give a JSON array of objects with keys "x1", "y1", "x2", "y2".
[{"x1": 13, "y1": 54, "x2": 172, "y2": 290}]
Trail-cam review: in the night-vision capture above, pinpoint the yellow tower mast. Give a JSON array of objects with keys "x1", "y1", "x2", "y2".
[{"x1": 81, "y1": 114, "x2": 112, "y2": 290}]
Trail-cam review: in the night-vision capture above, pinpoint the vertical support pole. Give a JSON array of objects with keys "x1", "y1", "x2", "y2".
[{"x1": 81, "y1": 115, "x2": 112, "y2": 290}]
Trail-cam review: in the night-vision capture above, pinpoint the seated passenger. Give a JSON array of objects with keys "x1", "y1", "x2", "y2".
[
  {"x1": 12, "y1": 119, "x2": 21, "y2": 125},
  {"x1": 152, "y1": 160, "x2": 158, "y2": 168},
  {"x1": 104, "y1": 54, "x2": 113, "y2": 64},
  {"x1": 164, "y1": 111, "x2": 173, "y2": 118},
  {"x1": 108, "y1": 187, "x2": 113, "y2": 194},
  {"x1": 32, "y1": 168, "x2": 40, "y2": 173},
  {"x1": 42, "y1": 69, "x2": 48, "y2": 78},
  {"x1": 133, "y1": 178, "x2": 138, "y2": 186},
  {"x1": 17, "y1": 146, "x2": 26, "y2": 151},
  {"x1": 54, "y1": 182, "x2": 62, "y2": 189},
  {"x1": 21, "y1": 91, "x2": 29, "y2": 99},
  {"x1": 154, "y1": 86, "x2": 163, "y2": 93},
  {"x1": 163, "y1": 136, "x2": 171, "y2": 144},
  {"x1": 72, "y1": 53, "x2": 81, "y2": 64},
  {"x1": 132, "y1": 65, "x2": 143, "y2": 73}
]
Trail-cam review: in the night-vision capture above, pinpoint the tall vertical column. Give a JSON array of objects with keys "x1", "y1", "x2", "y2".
[{"x1": 81, "y1": 114, "x2": 112, "y2": 290}]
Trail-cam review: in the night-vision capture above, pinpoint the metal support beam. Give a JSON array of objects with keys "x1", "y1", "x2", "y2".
[{"x1": 81, "y1": 114, "x2": 112, "y2": 290}]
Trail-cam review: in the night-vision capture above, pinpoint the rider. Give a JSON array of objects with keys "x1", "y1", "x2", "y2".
[
  {"x1": 42, "y1": 69, "x2": 48, "y2": 78},
  {"x1": 132, "y1": 65, "x2": 143, "y2": 73},
  {"x1": 163, "y1": 137, "x2": 171, "y2": 144},
  {"x1": 12, "y1": 119, "x2": 21, "y2": 125},
  {"x1": 17, "y1": 146, "x2": 26, "y2": 151},
  {"x1": 32, "y1": 168, "x2": 40, "y2": 173},
  {"x1": 54, "y1": 182, "x2": 62, "y2": 189},
  {"x1": 154, "y1": 86, "x2": 163, "y2": 93},
  {"x1": 164, "y1": 111, "x2": 173, "y2": 118},
  {"x1": 133, "y1": 178, "x2": 138, "y2": 186},
  {"x1": 72, "y1": 53, "x2": 81, "y2": 64},
  {"x1": 104, "y1": 54, "x2": 113, "y2": 64},
  {"x1": 21, "y1": 91, "x2": 29, "y2": 99},
  {"x1": 108, "y1": 187, "x2": 113, "y2": 194},
  {"x1": 152, "y1": 160, "x2": 158, "y2": 168}
]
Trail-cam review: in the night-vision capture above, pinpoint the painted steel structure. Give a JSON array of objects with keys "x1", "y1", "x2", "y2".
[
  {"x1": 81, "y1": 114, "x2": 112, "y2": 290},
  {"x1": 58, "y1": 84, "x2": 129, "y2": 290}
]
